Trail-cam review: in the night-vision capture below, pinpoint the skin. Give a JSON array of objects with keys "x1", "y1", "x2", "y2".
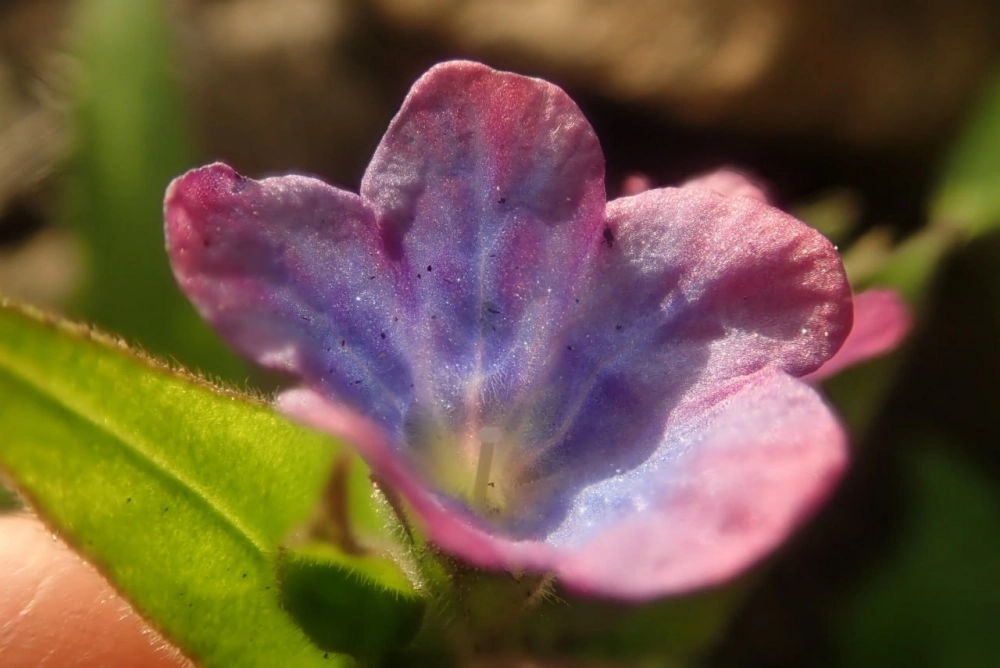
[{"x1": 0, "y1": 513, "x2": 190, "y2": 667}]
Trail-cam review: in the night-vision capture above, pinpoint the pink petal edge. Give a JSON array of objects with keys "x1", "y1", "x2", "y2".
[{"x1": 803, "y1": 289, "x2": 912, "y2": 383}]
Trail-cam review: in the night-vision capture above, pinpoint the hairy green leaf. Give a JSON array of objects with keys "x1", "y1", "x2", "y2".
[{"x1": 0, "y1": 302, "x2": 419, "y2": 666}]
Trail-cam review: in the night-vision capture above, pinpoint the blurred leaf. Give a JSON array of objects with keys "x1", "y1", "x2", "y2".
[
  {"x1": 793, "y1": 188, "x2": 862, "y2": 245},
  {"x1": 510, "y1": 585, "x2": 745, "y2": 663},
  {"x1": 0, "y1": 301, "x2": 420, "y2": 666},
  {"x1": 410, "y1": 571, "x2": 747, "y2": 664},
  {"x1": 822, "y1": 354, "x2": 905, "y2": 437},
  {"x1": 836, "y1": 443, "x2": 1000, "y2": 668},
  {"x1": 864, "y1": 225, "x2": 959, "y2": 309},
  {"x1": 63, "y1": 0, "x2": 241, "y2": 378},
  {"x1": 281, "y1": 544, "x2": 424, "y2": 665},
  {"x1": 932, "y1": 68, "x2": 1000, "y2": 237},
  {"x1": 840, "y1": 227, "x2": 894, "y2": 286},
  {"x1": 0, "y1": 480, "x2": 19, "y2": 511}
]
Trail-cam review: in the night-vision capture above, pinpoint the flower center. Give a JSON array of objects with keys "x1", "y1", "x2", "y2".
[{"x1": 405, "y1": 410, "x2": 531, "y2": 522}]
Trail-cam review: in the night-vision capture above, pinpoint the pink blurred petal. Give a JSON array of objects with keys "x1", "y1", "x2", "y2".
[
  {"x1": 803, "y1": 289, "x2": 912, "y2": 383},
  {"x1": 620, "y1": 173, "x2": 652, "y2": 196},
  {"x1": 681, "y1": 168, "x2": 770, "y2": 203}
]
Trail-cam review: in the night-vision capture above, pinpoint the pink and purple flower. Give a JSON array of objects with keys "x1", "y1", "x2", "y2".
[{"x1": 165, "y1": 61, "x2": 906, "y2": 599}]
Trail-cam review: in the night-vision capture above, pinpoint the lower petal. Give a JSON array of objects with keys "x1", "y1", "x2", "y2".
[{"x1": 555, "y1": 368, "x2": 847, "y2": 599}]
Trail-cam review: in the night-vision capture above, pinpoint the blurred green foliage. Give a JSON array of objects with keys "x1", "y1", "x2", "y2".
[
  {"x1": 62, "y1": 0, "x2": 243, "y2": 380},
  {"x1": 932, "y1": 68, "x2": 1000, "y2": 238},
  {"x1": 836, "y1": 443, "x2": 1000, "y2": 668}
]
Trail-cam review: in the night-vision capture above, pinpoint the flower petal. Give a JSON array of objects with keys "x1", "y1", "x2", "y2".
[
  {"x1": 360, "y1": 61, "x2": 606, "y2": 429},
  {"x1": 556, "y1": 368, "x2": 847, "y2": 599},
  {"x1": 803, "y1": 288, "x2": 912, "y2": 383},
  {"x1": 681, "y1": 168, "x2": 769, "y2": 202},
  {"x1": 280, "y1": 368, "x2": 847, "y2": 601},
  {"x1": 165, "y1": 163, "x2": 414, "y2": 429},
  {"x1": 601, "y1": 187, "x2": 851, "y2": 378},
  {"x1": 492, "y1": 186, "x2": 851, "y2": 516}
]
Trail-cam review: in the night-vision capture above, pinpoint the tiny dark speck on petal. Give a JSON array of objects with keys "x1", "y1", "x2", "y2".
[
  {"x1": 615, "y1": 324, "x2": 623, "y2": 331},
  {"x1": 368, "y1": 275, "x2": 375, "y2": 280},
  {"x1": 242, "y1": 573, "x2": 247, "y2": 578},
  {"x1": 231, "y1": 172, "x2": 251, "y2": 193},
  {"x1": 163, "y1": 506, "x2": 169, "y2": 512},
  {"x1": 497, "y1": 197, "x2": 506, "y2": 204},
  {"x1": 431, "y1": 314, "x2": 437, "y2": 319},
  {"x1": 603, "y1": 226, "x2": 615, "y2": 248},
  {"x1": 417, "y1": 273, "x2": 422, "y2": 279},
  {"x1": 353, "y1": 379, "x2": 363, "y2": 384},
  {"x1": 393, "y1": 316, "x2": 399, "y2": 322},
  {"x1": 380, "y1": 331, "x2": 386, "y2": 339},
  {"x1": 201, "y1": 237, "x2": 212, "y2": 248},
  {"x1": 126, "y1": 497, "x2": 131, "y2": 503},
  {"x1": 340, "y1": 339, "x2": 346, "y2": 347},
  {"x1": 427, "y1": 264, "x2": 433, "y2": 271},
  {"x1": 566, "y1": 345, "x2": 574, "y2": 351}
]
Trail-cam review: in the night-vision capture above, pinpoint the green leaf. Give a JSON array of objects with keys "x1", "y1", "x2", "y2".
[
  {"x1": 864, "y1": 225, "x2": 958, "y2": 309},
  {"x1": 0, "y1": 301, "x2": 419, "y2": 666},
  {"x1": 62, "y1": 0, "x2": 242, "y2": 379},
  {"x1": 835, "y1": 442, "x2": 1000, "y2": 668},
  {"x1": 281, "y1": 544, "x2": 424, "y2": 665},
  {"x1": 932, "y1": 68, "x2": 1000, "y2": 237},
  {"x1": 506, "y1": 585, "x2": 745, "y2": 662}
]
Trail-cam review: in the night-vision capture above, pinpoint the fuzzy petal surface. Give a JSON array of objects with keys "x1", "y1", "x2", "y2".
[
  {"x1": 360, "y1": 61, "x2": 606, "y2": 438},
  {"x1": 165, "y1": 164, "x2": 413, "y2": 430}
]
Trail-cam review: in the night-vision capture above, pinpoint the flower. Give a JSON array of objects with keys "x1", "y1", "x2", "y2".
[{"x1": 165, "y1": 61, "x2": 860, "y2": 600}]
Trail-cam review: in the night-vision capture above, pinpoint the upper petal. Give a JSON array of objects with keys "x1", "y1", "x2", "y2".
[
  {"x1": 490, "y1": 186, "x2": 851, "y2": 517},
  {"x1": 601, "y1": 187, "x2": 851, "y2": 379},
  {"x1": 359, "y1": 61, "x2": 607, "y2": 435},
  {"x1": 165, "y1": 163, "x2": 414, "y2": 430}
]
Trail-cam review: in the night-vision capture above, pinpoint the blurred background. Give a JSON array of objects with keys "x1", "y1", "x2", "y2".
[{"x1": 2, "y1": 1, "x2": 999, "y2": 666}]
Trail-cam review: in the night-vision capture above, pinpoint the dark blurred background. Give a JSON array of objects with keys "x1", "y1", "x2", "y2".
[{"x1": 2, "y1": 1, "x2": 999, "y2": 666}]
